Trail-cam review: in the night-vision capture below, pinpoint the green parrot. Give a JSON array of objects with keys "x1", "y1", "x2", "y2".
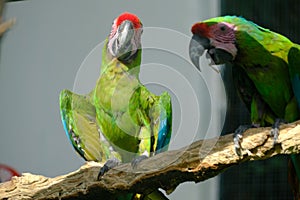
[
  {"x1": 188, "y1": 16, "x2": 300, "y2": 197},
  {"x1": 60, "y1": 12, "x2": 172, "y2": 200}
]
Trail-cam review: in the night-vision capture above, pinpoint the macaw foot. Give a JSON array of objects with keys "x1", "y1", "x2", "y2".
[
  {"x1": 270, "y1": 118, "x2": 285, "y2": 145},
  {"x1": 131, "y1": 155, "x2": 148, "y2": 169},
  {"x1": 97, "y1": 158, "x2": 120, "y2": 180},
  {"x1": 131, "y1": 151, "x2": 149, "y2": 169},
  {"x1": 233, "y1": 124, "x2": 256, "y2": 156}
]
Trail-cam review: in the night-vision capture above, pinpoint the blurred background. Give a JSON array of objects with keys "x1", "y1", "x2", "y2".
[{"x1": 0, "y1": 0, "x2": 298, "y2": 199}]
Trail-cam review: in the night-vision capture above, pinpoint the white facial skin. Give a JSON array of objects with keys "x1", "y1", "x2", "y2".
[{"x1": 208, "y1": 22, "x2": 237, "y2": 60}]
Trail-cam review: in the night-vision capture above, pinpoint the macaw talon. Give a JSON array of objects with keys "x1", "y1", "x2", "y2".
[
  {"x1": 97, "y1": 158, "x2": 121, "y2": 180},
  {"x1": 271, "y1": 118, "x2": 286, "y2": 145},
  {"x1": 131, "y1": 155, "x2": 148, "y2": 169},
  {"x1": 233, "y1": 124, "x2": 253, "y2": 156}
]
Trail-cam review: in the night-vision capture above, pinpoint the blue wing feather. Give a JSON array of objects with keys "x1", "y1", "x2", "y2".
[
  {"x1": 60, "y1": 109, "x2": 86, "y2": 159},
  {"x1": 155, "y1": 92, "x2": 172, "y2": 154},
  {"x1": 59, "y1": 90, "x2": 111, "y2": 162},
  {"x1": 156, "y1": 118, "x2": 171, "y2": 153}
]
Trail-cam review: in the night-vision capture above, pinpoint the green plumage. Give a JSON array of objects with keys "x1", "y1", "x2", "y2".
[
  {"x1": 93, "y1": 41, "x2": 172, "y2": 162},
  {"x1": 201, "y1": 16, "x2": 300, "y2": 124},
  {"x1": 59, "y1": 90, "x2": 118, "y2": 162},
  {"x1": 190, "y1": 16, "x2": 300, "y2": 198},
  {"x1": 60, "y1": 12, "x2": 172, "y2": 200}
]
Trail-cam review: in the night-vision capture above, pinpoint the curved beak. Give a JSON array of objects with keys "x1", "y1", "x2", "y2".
[
  {"x1": 189, "y1": 34, "x2": 210, "y2": 71},
  {"x1": 118, "y1": 20, "x2": 134, "y2": 47},
  {"x1": 112, "y1": 20, "x2": 135, "y2": 59}
]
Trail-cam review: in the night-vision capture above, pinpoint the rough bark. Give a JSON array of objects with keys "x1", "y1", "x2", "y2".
[{"x1": 1, "y1": 120, "x2": 300, "y2": 199}]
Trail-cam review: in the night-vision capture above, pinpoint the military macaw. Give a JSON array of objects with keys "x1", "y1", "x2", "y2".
[
  {"x1": 188, "y1": 16, "x2": 300, "y2": 198},
  {"x1": 60, "y1": 12, "x2": 172, "y2": 200}
]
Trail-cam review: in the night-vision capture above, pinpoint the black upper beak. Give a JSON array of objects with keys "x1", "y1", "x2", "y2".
[{"x1": 189, "y1": 34, "x2": 210, "y2": 71}]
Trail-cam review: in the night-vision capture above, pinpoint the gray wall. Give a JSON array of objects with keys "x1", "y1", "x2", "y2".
[{"x1": 0, "y1": 1, "x2": 224, "y2": 199}]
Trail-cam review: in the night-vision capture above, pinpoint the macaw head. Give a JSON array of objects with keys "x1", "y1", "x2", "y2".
[
  {"x1": 189, "y1": 16, "x2": 241, "y2": 70},
  {"x1": 107, "y1": 12, "x2": 143, "y2": 62}
]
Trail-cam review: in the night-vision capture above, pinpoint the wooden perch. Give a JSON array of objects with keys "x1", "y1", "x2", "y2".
[
  {"x1": 0, "y1": 0, "x2": 16, "y2": 36},
  {"x1": 0, "y1": 17, "x2": 15, "y2": 35},
  {"x1": 1, "y1": 120, "x2": 300, "y2": 199}
]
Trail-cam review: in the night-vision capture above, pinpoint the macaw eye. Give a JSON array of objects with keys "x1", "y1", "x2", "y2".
[{"x1": 220, "y1": 25, "x2": 226, "y2": 31}]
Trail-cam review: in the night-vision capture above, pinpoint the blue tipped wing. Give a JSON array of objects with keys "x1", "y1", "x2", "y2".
[
  {"x1": 154, "y1": 92, "x2": 172, "y2": 154},
  {"x1": 59, "y1": 90, "x2": 113, "y2": 163},
  {"x1": 288, "y1": 46, "x2": 300, "y2": 110},
  {"x1": 60, "y1": 109, "x2": 86, "y2": 159}
]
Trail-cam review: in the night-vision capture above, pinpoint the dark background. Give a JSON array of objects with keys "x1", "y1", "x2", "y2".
[{"x1": 220, "y1": 0, "x2": 299, "y2": 199}]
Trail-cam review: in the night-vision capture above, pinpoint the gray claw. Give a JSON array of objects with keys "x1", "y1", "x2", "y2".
[
  {"x1": 271, "y1": 118, "x2": 285, "y2": 145},
  {"x1": 234, "y1": 133, "x2": 243, "y2": 156},
  {"x1": 233, "y1": 124, "x2": 253, "y2": 156},
  {"x1": 131, "y1": 155, "x2": 148, "y2": 169},
  {"x1": 97, "y1": 158, "x2": 120, "y2": 180}
]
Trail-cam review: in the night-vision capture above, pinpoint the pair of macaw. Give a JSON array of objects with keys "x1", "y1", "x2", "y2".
[{"x1": 60, "y1": 12, "x2": 300, "y2": 199}]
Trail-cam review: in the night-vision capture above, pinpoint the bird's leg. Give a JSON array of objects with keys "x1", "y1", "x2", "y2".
[
  {"x1": 97, "y1": 157, "x2": 121, "y2": 180},
  {"x1": 131, "y1": 151, "x2": 149, "y2": 169},
  {"x1": 131, "y1": 120, "x2": 151, "y2": 169},
  {"x1": 271, "y1": 118, "x2": 285, "y2": 145},
  {"x1": 234, "y1": 124, "x2": 259, "y2": 156}
]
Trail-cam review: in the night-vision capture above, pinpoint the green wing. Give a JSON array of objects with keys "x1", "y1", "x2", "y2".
[
  {"x1": 287, "y1": 45, "x2": 300, "y2": 192},
  {"x1": 59, "y1": 89, "x2": 117, "y2": 163},
  {"x1": 93, "y1": 60, "x2": 141, "y2": 161},
  {"x1": 233, "y1": 66, "x2": 276, "y2": 126},
  {"x1": 93, "y1": 58, "x2": 172, "y2": 161},
  {"x1": 146, "y1": 90, "x2": 172, "y2": 154},
  {"x1": 128, "y1": 85, "x2": 172, "y2": 156}
]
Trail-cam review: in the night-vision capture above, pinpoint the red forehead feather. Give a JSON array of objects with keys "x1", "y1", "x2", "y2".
[
  {"x1": 116, "y1": 12, "x2": 142, "y2": 29},
  {"x1": 191, "y1": 23, "x2": 210, "y2": 37}
]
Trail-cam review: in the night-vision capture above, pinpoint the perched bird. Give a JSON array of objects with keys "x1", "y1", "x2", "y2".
[
  {"x1": 93, "y1": 12, "x2": 172, "y2": 175},
  {"x1": 189, "y1": 16, "x2": 300, "y2": 197},
  {"x1": 60, "y1": 12, "x2": 172, "y2": 200}
]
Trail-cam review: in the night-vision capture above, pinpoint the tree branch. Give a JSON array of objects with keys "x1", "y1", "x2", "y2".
[
  {"x1": 1, "y1": 120, "x2": 300, "y2": 199},
  {"x1": 0, "y1": 0, "x2": 15, "y2": 36}
]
